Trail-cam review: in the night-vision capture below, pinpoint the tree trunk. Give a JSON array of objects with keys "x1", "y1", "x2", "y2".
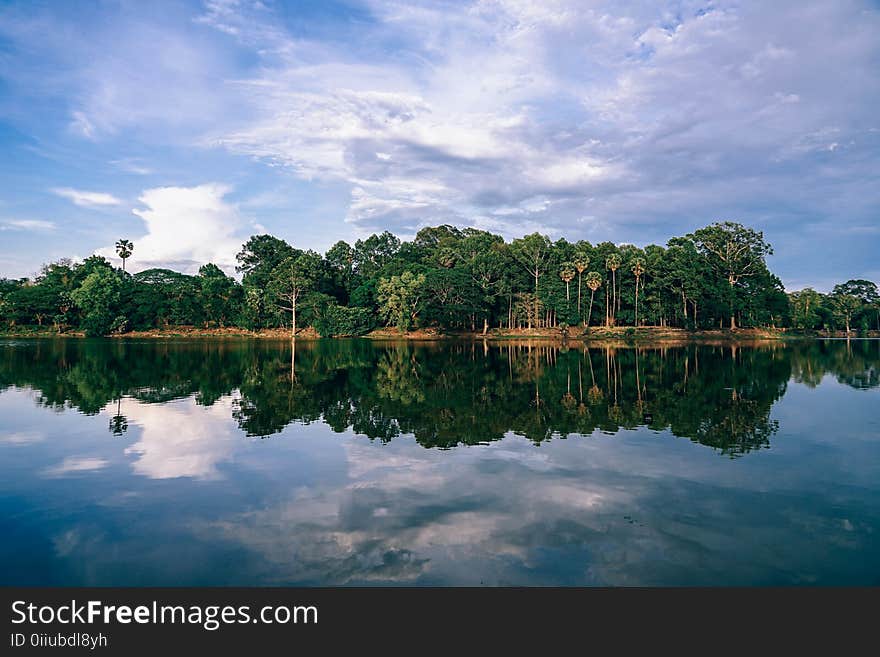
[
  {"x1": 612, "y1": 270, "x2": 616, "y2": 325},
  {"x1": 577, "y1": 274, "x2": 582, "y2": 314},
  {"x1": 534, "y1": 272, "x2": 540, "y2": 329},
  {"x1": 728, "y1": 276, "x2": 736, "y2": 330},
  {"x1": 587, "y1": 290, "x2": 595, "y2": 327},
  {"x1": 605, "y1": 284, "x2": 610, "y2": 327},
  {"x1": 634, "y1": 279, "x2": 639, "y2": 326},
  {"x1": 291, "y1": 293, "x2": 297, "y2": 338},
  {"x1": 482, "y1": 317, "x2": 488, "y2": 335}
]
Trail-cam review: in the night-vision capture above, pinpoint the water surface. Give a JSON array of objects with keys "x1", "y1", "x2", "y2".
[{"x1": 1, "y1": 338, "x2": 878, "y2": 585}]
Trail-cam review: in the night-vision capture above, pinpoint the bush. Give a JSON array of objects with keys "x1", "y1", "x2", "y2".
[{"x1": 314, "y1": 302, "x2": 375, "y2": 337}]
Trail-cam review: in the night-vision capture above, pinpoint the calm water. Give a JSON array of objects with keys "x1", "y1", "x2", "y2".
[{"x1": 1, "y1": 338, "x2": 878, "y2": 586}]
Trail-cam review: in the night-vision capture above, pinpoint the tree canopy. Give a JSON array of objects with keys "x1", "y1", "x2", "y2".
[{"x1": 0, "y1": 221, "x2": 875, "y2": 337}]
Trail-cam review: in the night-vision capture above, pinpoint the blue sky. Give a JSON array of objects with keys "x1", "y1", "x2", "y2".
[{"x1": 0, "y1": 0, "x2": 878, "y2": 290}]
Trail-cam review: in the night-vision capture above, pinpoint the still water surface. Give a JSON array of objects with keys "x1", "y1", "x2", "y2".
[{"x1": 1, "y1": 338, "x2": 878, "y2": 585}]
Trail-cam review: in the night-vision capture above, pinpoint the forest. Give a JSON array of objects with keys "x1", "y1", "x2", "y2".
[{"x1": 0, "y1": 221, "x2": 877, "y2": 337}]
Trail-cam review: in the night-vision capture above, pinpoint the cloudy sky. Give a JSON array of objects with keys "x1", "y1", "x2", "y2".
[{"x1": 0, "y1": 0, "x2": 877, "y2": 290}]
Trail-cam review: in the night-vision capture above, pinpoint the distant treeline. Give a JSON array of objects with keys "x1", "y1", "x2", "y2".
[{"x1": 0, "y1": 221, "x2": 877, "y2": 337}]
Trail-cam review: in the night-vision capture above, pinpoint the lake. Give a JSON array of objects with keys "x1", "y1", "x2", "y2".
[{"x1": 1, "y1": 337, "x2": 878, "y2": 586}]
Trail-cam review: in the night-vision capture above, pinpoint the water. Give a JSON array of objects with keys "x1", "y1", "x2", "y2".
[{"x1": 1, "y1": 338, "x2": 878, "y2": 586}]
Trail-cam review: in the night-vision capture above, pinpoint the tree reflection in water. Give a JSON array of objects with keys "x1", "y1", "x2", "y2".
[{"x1": 1, "y1": 338, "x2": 877, "y2": 456}]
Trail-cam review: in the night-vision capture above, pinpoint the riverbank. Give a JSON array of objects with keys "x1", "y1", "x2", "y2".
[{"x1": 3, "y1": 325, "x2": 876, "y2": 342}]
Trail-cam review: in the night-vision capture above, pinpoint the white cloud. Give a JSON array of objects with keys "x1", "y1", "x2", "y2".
[
  {"x1": 120, "y1": 396, "x2": 239, "y2": 480},
  {"x1": 0, "y1": 430, "x2": 45, "y2": 445},
  {"x1": 0, "y1": 219, "x2": 56, "y2": 231},
  {"x1": 69, "y1": 110, "x2": 96, "y2": 139},
  {"x1": 1, "y1": 0, "x2": 878, "y2": 288},
  {"x1": 110, "y1": 158, "x2": 153, "y2": 175},
  {"x1": 43, "y1": 456, "x2": 108, "y2": 477},
  {"x1": 96, "y1": 183, "x2": 243, "y2": 274},
  {"x1": 52, "y1": 187, "x2": 121, "y2": 207},
  {"x1": 194, "y1": 0, "x2": 880, "y2": 251}
]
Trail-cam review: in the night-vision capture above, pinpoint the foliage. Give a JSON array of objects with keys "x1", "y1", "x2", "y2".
[
  {"x1": 377, "y1": 271, "x2": 427, "y2": 331},
  {"x1": 0, "y1": 225, "x2": 876, "y2": 336},
  {"x1": 313, "y1": 295, "x2": 375, "y2": 337}
]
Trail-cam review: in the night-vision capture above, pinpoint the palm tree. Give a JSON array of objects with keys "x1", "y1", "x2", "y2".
[
  {"x1": 631, "y1": 257, "x2": 645, "y2": 326},
  {"x1": 572, "y1": 252, "x2": 590, "y2": 315},
  {"x1": 115, "y1": 239, "x2": 134, "y2": 272},
  {"x1": 585, "y1": 271, "x2": 602, "y2": 327},
  {"x1": 605, "y1": 254, "x2": 621, "y2": 326},
  {"x1": 559, "y1": 263, "x2": 575, "y2": 302}
]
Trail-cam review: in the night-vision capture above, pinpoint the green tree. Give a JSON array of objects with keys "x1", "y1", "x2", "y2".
[
  {"x1": 70, "y1": 267, "x2": 124, "y2": 336},
  {"x1": 690, "y1": 222, "x2": 773, "y2": 329},
  {"x1": 605, "y1": 253, "x2": 621, "y2": 326},
  {"x1": 268, "y1": 252, "x2": 322, "y2": 337},
  {"x1": 325, "y1": 240, "x2": 355, "y2": 302},
  {"x1": 829, "y1": 292, "x2": 861, "y2": 334},
  {"x1": 572, "y1": 251, "x2": 590, "y2": 316},
  {"x1": 788, "y1": 288, "x2": 824, "y2": 330},
  {"x1": 833, "y1": 280, "x2": 879, "y2": 331},
  {"x1": 584, "y1": 272, "x2": 602, "y2": 327},
  {"x1": 510, "y1": 233, "x2": 551, "y2": 329},
  {"x1": 236, "y1": 235, "x2": 297, "y2": 328},
  {"x1": 631, "y1": 257, "x2": 645, "y2": 326},
  {"x1": 559, "y1": 263, "x2": 575, "y2": 302},
  {"x1": 377, "y1": 271, "x2": 427, "y2": 331},
  {"x1": 198, "y1": 263, "x2": 241, "y2": 328},
  {"x1": 115, "y1": 239, "x2": 134, "y2": 272}
]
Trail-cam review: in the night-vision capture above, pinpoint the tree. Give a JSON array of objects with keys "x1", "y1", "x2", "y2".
[
  {"x1": 268, "y1": 252, "x2": 321, "y2": 337},
  {"x1": 572, "y1": 251, "x2": 590, "y2": 316},
  {"x1": 198, "y1": 263, "x2": 241, "y2": 328},
  {"x1": 354, "y1": 231, "x2": 401, "y2": 279},
  {"x1": 834, "y1": 280, "x2": 879, "y2": 331},
  {"x1": 631, "y1": 257, "x2": 645, "y2": 326},
  {"x1": 830, "y1": 292, "x2": 861, "y2": 334},
  {"x1": 584, "y1": 272, "x2": 602, "y2": 327},
  {"x1": 115, "y1": 239, "x2": 134, "y2": 272},
  {"x1": 377, "y1": 271, "x2": 427, "y2": 331},
  {"x1": 70, "y1": 267, "x2": 124, "y2": 336},
  {"x1": 236, "y1": 235, "x2": 298, "y2": 328},
  {"x1": 510, "y1": 233, "x2": 551, "y2": 329},
  {"x1": 469, "y1": 243, "x2": 507, "y2": 334},
  {"x1": 788, "y1": 288, "x2": 824, "y2": 330},
  {"x1": 690, "y1": 222, "x2": 773, "y2": 329},
  {"x1": 325, "y1": 240, "x2": 355, "y2": 302},
  {"x1": 605, "y1": 253, "x2": 621, "y2": 326},
  {"x1": 559, "y1": 263, "x2": 575, "y2": 302}
]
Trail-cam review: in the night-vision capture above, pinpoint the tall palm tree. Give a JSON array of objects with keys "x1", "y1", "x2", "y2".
[
  {"x1": 605, "y1": 254, "x2": 621, "y2": 326},
  {"x1": 559, "y1": 263, "x2": 575, "y2": 302},
  {"x1": 585, "y1": 271, "x2": 602, "y2": 327},
  {"x1": 115, "y1": 239, "x2": 134, "y2": 272},
  {"x1": 573, "y1": 252, "x2": 589, "y2": 315},
  {"x1": 631, "y1": 257, "x2": 645, "y2": 326}
]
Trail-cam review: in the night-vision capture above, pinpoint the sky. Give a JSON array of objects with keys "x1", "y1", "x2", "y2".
[{"x1": 0, "y1": 0, "x2": 877, "y2": 291}]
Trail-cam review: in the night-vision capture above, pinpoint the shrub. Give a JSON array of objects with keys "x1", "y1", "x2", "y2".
[{"x1": 314, "y1": 302, "x2": 375, "y2": 337}]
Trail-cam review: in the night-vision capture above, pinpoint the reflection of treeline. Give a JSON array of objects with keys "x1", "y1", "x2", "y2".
[
  {"x1": 788, "y1": 339, "x2": 880, "y2": 390},
  {"x1": 1, "y1": 339, "x2": 877, "y2": 455}
]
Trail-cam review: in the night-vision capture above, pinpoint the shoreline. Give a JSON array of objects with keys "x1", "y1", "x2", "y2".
[{"x1": 2, "y1": 326, "x2": 877, "y2": 343}]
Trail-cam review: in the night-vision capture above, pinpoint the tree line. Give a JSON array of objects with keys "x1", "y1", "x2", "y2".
[{"x1": 0, "y1": 221, "x2": 877, "y2": 337}]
